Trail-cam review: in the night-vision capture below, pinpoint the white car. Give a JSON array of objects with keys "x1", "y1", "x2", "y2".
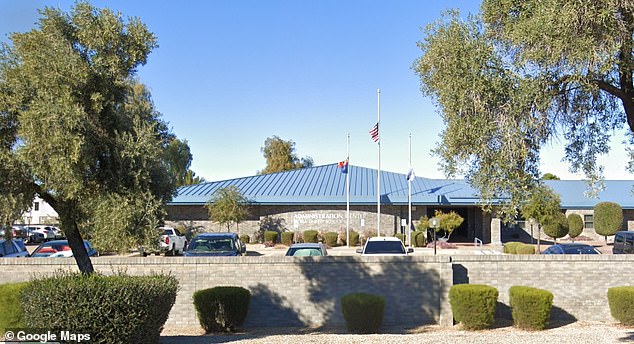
[
  {"x1": 26, "y1": 225, "x2": 56, "y2": 242},
  {"x1": 356, "y1": 236, "x2": 414, "y2": 256}
]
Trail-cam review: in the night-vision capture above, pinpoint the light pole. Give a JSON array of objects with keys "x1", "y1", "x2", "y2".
[{"x1": 430, "y1": 217, "x2": 440, "y2": 255}]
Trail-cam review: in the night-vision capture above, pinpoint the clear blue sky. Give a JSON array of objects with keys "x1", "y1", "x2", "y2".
[{"x1": 1, "y1": 0, "x2": 632, "y2": 182}]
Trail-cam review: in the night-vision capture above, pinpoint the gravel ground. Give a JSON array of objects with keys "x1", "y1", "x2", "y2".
[{"x1": 160, "y1": 322, "x2": 634, "y2": 344}]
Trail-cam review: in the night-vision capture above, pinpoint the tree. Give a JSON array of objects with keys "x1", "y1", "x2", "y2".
[
  {"x1": 259, "y1": 136, "x2": 313, "y2": 174},
  {"x1": 542, "y1": 173, "x2": 560, "y2": 181},
  {"x1": 0, "y1": 3, "x2": 180, "y2": 273},
  {"x1": 520, "y1": 185, "x2": 561, "y2": 251},
  {"x1": 542, "y1": 212, "x2": 569, "y2": 243},
  {"x1": 206, "y1": 186, "x2": 249, "y2": 232},
  {"x1": 567, "y1": 214, "x2": 584, "y2": 242},
  {"x1": 435, "y1": 210, "x2": 464, "y2": 241},
  {"x1": 414, "y1": 2, "x2": 634, "y2": 217},
  {"x1": 164, "y1": 138, "x2": 205, "y2": 186},
  {"x1": 594, "y1": 201, "x2": 623, "y2": 242}
]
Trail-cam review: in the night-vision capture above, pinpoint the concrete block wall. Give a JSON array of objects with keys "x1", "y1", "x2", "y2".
[{"x1": 1, "y1": 255, "x2": 631, "y2": 331}]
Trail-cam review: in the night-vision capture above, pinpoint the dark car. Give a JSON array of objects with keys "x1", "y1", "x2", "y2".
[
  {"x1": 285, "y1": 243, "x2": 328, "y2": 256},
  {"x1": 613, "y1": 231, "x2": 634, "y2": 254},
  {"x1": 542, "y1": 243, "x2": 601, "y2": 254},
  {"x1": 31, "y1": 240, "x2": 99, "y2": 258},
  {"x1": 0, "y1": 239, "x2": 29, "y2": 258},
  {"x1": 185, "y1": 233, "x2": 246, "y2": 257}
]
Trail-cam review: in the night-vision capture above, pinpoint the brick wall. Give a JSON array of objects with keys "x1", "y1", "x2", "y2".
[{"x1": 1, "y1": 255, "x2": 628, "y2": 331}]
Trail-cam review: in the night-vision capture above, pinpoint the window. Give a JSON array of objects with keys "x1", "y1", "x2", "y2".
[
  {"x1": 584, "y1": 214, "x2": 594, "y2": 229},
  {"x1": 33, "y1": 202, "x2": 39, "y2": 211}
]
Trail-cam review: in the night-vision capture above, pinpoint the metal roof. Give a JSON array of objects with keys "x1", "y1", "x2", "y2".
[{"x1": 168, "y1": 163, "x2": 634, "y2": 209}]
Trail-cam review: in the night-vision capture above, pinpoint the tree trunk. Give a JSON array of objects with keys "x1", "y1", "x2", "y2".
[{"x1": 57, "y1": 201, "x2": 94, "y2": 274}]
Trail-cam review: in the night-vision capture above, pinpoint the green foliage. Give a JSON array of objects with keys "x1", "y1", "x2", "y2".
[
  {"x1": 193, "y1": 286, "x2": 251, "y2": 333},
  {"x1": 256, "y1": 216, "x2": 285, "y2": 243},
  {"x1": 349, "y1": 230, "x2": 360, "y2": 246},
  {"x1": 515, "y1": 244, "x2": 536, "y2": 255},
  {"x1": 542, "y1": 212, "x2": 569, "y2": 243},
  {"x1": 21, "y1": 272, "x2": 178, "y2": 344},
  {"x1": 303, "y1": 230, "x2": 319, "y2": 243},
  {"x1": 567, "y1": 214, "x2": 584, "y2": 241},
  {"x1": 324, "y1": 232, "x2": 338, "y2": 247},
  {"x1": 509, "y1": 286, "x2": 553, "y2": 330},
  {"x1": 414, "y1": 1, "x2": 633, "y2": 217},
  {"x1": 395, "y1": 233, "x2": 405, "y2": 243},
  {"x1": 239, "y1": 234, "x2": 250, "y2": 244},
  {"x1": 258, "y1": 136, "x2": 313, "y2": 174},
  {"x1": 520, "y1": 185, "x2": 562, "y2": 228},
  {"x1": 281, "y1": 232, "x2": 294, "y2": 246},
  {"x1": 503, "y1": 242, "x2": 522, "y2": 254},
  {"x1": 449, "y1": 284, "x2": 498, "y2": 330},
  {"x1": 541, "y1": 173, "x2": 560, "y2": 180},
  {"x1": 340, "y1": 293, "x2": 385, "y2": 334},
  {"x1": 206, "y1": 186, "x2": 249, "y2": 231},
  {"x1": 0, "y1": 282, "x2": 29, "y2": 335},
  {"x1": 0, "y1": 2, "x2": 181, "y2": 273},
  {"x1": 594, "y1": 202, "x2": 623, "y2": 239},
  {"x1": 434, "y1": 210, "x2": 464, "y2": 240},
  {"x1": 608, "y1": 286, "x2": 634, "y2": 325},
  {"x1": 412, "y1": 231, "x2": 427, "y2": 247},
  {"x1": 417, "y1": 216, "x2": 430, "y2": 231},
  {"x1": 163, "y1": 138, "x2": 204, "y2": 187},
  {"x1": 264, "y1": 231, "x2": 278, "y2": 243}
]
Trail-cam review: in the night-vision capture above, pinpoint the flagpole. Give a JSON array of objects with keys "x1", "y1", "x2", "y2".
[
  {"x1": 408, "y1": 133, "x2": 412, "y2": 247},
  {"x1": 377, "y1": 89, "x2": 381, "y2": 237},
  {"x1": 346, "y1": 133, "x2": 350, "y2": 248}
]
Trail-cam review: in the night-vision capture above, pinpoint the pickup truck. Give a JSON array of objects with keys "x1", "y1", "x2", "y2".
[{"x1": 158, "y1": 227, "x2": 187, "y2": 256}]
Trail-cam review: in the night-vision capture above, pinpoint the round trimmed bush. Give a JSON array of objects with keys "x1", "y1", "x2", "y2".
[
  {"x1": 449, "y1": 284, "x2": 498, "y2": 330},
  {"x1": 0, "y1": 282, "x2": 29, "y2": 335},
  {"x1": 264, "y1": 230, "x2": 278, "y2": 243},
  {"x1": 193, "y1": 286, "x2": 251, "y2": 333},
  {"x1": 567, "y1": 214, "x2": 583, "y2": 241},
  {"x1": 594, "y1": 202, "x2": 623, "y2": 240},
  {"x1": 21, "y1": 272, "x2": 178, "y2": 344},
  {"x1": 509, "y1": 286, "x2": 553, "y2": 330},
  {"x1": 412, "y1": 231, "x2": 426, "y2": 247},
  {"x1": 239, "y1": 234, "x2": 250, "y2": 244},
  {"x1": 324, "y1": 232, "x2": 338, "y2": 247},
  {"x1": 281, "y1": 232, "x2": 294, "y2": 245},
  {"x1": 542, "y1": 212, "x2": 569, "y2": 242},
  {"x1": 303, "y1": 230, "x2": 319, "y2": 243},
  {"x1": 608, "y1": 286, "x2": 634, "y2": 325},
  {"x1": 341, "y1": 293, "x2": 385, "y2": 334},
  {"x1": 349, "y1": 230, "x2": 360, "y2": 246}
]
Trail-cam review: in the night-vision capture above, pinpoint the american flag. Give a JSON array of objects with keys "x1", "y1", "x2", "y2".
[{"x1": 369, "y1": 122, "x2": 379, "y2": 142}]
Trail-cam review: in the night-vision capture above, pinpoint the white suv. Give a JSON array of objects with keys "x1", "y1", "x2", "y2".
[{"x1": 356, "y1": 236, "x2": 414, "y2": 256}]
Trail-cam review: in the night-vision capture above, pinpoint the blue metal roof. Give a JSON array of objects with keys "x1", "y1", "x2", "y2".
[{"x1": 168, "y1": 163, "x2": 634, "y2": 209}]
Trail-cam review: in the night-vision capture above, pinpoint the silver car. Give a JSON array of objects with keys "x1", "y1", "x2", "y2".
[{"x1": 285, "y1": 243, "x2": 328, "y2": 256}]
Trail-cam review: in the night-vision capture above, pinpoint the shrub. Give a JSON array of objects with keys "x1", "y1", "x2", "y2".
[
  {"x1": 449, "y1": 284, "x2": 498, "y2": 330},
  {"x1": 608, "y1": 286, "x2": 634, "y2": 325},
  {"x1": 542, "y1": 212, "x2": 569, "y2": 243},
  {"x1": 193, "y1": 286, "x2": 251, "y2": 333},
  {"x1": 503, "y1": 242, "x2": 522, "y2": 254},
  {"x1": 515, "y1": 244, "x2": 535, "y2": 254},
  {"x1": 594, "y1": 202, "x2": 623, "y2": 241},
  {"x1": 21, "y1": 272, "x2": 178, "y2": 344},
  {"x1": 349, "y1": 230, "x2": 360, "y2": 246},
  {"x1": 395, "y1": 233, "x2": 405, "y2": 243},
  {"x1": 567, "y1": 214, "x2": 584, "y2": 241},
  {"x1": 412, "y1": 231, "x2": 427, "y2": 247},
  {"x1": 303, "y1": 230, "x2": 319, "y2": 243},
  {"x1": 280, "y1": 232, "x2": 294, "y2": 246},
  {"x1": 264, "y1": 230, "x2": 278, "y2": 243},
  {"x1": 341, "y1": 293, "x2": 385, "y2": 334},
  {"x1": 509, "y1": 286, "x2": 553, "y2": 330},
  {"x1": 239, "y1": 234, "x2": 250, "y2": 244},
  {"x1": 0, "y1": 282, "x2": 29, "y2": 335},
  {"x1": 324, "y1": 232, "x2": 338, "y2": 247}
]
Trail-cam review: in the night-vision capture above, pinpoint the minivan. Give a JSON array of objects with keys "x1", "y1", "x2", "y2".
[{"x1": 613, "y1": 231, "x2": 634, "y2": 254}]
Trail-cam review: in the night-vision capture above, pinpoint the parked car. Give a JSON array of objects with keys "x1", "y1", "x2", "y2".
[
  {"x1": 31, "y1": 240, "x2": 98, "y2": 258},
  {"x1": 542, "y1": 243, "x2": 601, "y2": 254},
  {"x1": 356, "y1": 236, "x2": 414, "y2": 255},
  {"x1": 0, "y1": 226, "x2": 29, "y2": 241},
  {"x1": 26, "y1": 225, "x2": 56, "y2": 243},
  {"x1": 185, "y1": 233, "x2": 246, "y2": 257},
  {"x1": 613, "y1": 231, "x2": 634, "y2": 254},
  {"x1": 158, "y1": 227, "x2": 187, "y2": 256},
  {"x1": 0, "y1": 239, "x2": 29, "y2": 258},
  {"x1": 285, "y1": 243, "x2": 328, "y2": 256}
]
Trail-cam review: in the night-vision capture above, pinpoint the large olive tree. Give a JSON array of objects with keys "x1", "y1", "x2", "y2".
[
  {"x1": 0, "y1": 3, "x2": 186, "y2": 273},
  {"x1": 414, "y1": 1, "x2": 634, "y2": 218}
]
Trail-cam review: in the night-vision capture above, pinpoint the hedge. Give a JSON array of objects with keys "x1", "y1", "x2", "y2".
[
  {"x1": 608, "y1": 286, "x2": 634, "y2": 325},
  {"x1": 412, "y1": 231, "x2": 426, "y2": 247},
  {"x1": 0, "y1": 282, "x2": 29, "y2": 335},
  {"x1": 449, "y1": 284, "x2": 498, "y2": 330},
  {"x1": 281, "y1": 232, "x2": 294, "y2": 246},
  {"x1": 21, "y1": 272, "x2": 178, "y2": 344},
  {"x1": 264, "y1": 231, "x2": 278, "y2": 243},
  {"x1": 324, "y1": 232, "x2": 339, "y2": 247},
  {"x1": 515, "y1": 244, "x2": 536, "y2": 254},
  {"x1": 239, "y1": 234, "x2": 250, "y2": 244},
  {"x1": 503, "y1": 242, "x2": 522, "y2": 254},
  {"x1": 193, "y1": 286, "x2": 251, "y2": 332},
  {"x1": 303, "y1": 230, "x2": 319, "y2": 243},
  {"x1": 509, "y1": 286, "x2": 553, "y2": 330},
  {"x1": 348, "y1": 230, "x2": 360, "y2": 246},
  {"x1": 341, "y1": 293, "x2": 385, "y2": 334}
]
